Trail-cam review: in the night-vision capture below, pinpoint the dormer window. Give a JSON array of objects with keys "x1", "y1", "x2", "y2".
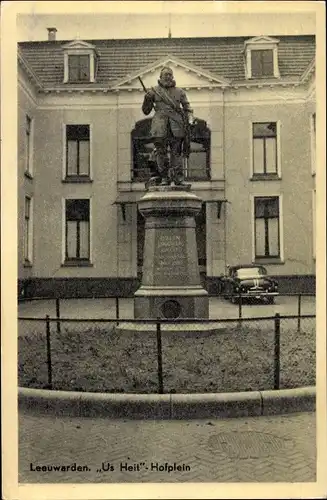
[
  {"x1": 68, "y1": 55, "x2": 90, "y2": 82},
  {"x1": 62, "y1": 40, "x2": 98, "y2": 83},
  {"x1": 251, "y1": 50, "x2": 274, "y2": 78},
  {"x1": 244, "y1": 36, "x2": 280, "y2": 79}
]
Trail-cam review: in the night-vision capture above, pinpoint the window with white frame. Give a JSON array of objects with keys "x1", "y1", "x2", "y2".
[
  {"x1": 183, "y1": 140, "x2": 210, "y2": 181},
  {"x1": 252, "y1": 122, "x2": 278, "y2": 176},
  {"x1": 65, "y1": 125, "x2": 90, "y2": 178},
  {"x1": 65, "y1": 199, "x2": 90, "y2": 262},
  {"x1": 62, "y1": 40, "x2": 98, "y2": 83},
  {"x1": 68, "y1": 54, "x2": 90, "y2": 82},
  {"x1": 24, "y1": 196, "x2": 33, "y2": 263},
  {"x1": 244, "y1": 36, "x2": 280, "y2": 79},
  {"x1": 254, "y1": 196, "x2": 280, "y2": 259},
  {"x1": 25, "y1": 115, "x2": 32, "y2": 175},
  {"x1": 251, "y1": 50, "x2": 274, "y2": 78}
]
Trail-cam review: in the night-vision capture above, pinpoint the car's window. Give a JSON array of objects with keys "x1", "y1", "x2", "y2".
[{"x1": 236, "y1": 267, "x2": 267, "y2": 278}]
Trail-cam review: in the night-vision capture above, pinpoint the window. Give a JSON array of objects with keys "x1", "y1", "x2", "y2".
[
  {"x1": 25, "y1": 115, "x2": 32, "y2": 175},
  {"x1": 24, "y1": 196, "x2": 32, "y2": 263},
  {"x1": 236, "y1": 267, "x2": 267, "y2": 279},
  {"x1": 65, "y1": 199, "x2": 90, "y2": 262},
  {"x1": 254, "y1": 197, "x2": 280, "y2": 259},
  {"x1": 65, "y1": 125, "x2": 90, "y2": 178},
  {"x1": 132, "y1": 118, "x2": 210, "y2": 181},
  {"x1": 133, "y1": 139, "x2": 156, "y2": 182},
  {"x1": 68, "y1": 55, "x2": 90, "y2": 82},
  {"x1": 251, "y1": 50, "x2": 274, "y2": 78},
  {"x1": 252, "y1": 122, "x2": 278, "y2": 176},
  {"x1": 184, "y1": 140, "x2": 210, "y2": 181},
  {"x1": 244, "y1": 36, "x2": 280, "y2": 79},
  {"x1": 62, "y1": 40, "x2": 98, "y2": 84}
]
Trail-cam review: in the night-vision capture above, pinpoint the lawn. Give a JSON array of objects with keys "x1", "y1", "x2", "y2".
[{"x1": 18, "y1": 318, "x2": 315, "y2": 393}]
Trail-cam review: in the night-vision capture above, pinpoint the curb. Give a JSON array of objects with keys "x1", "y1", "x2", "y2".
[
  {"x1": 18, "y1": 386, "x2": 315, "y2": 419},
  {"x1": 260, "y1": 386, "x2": 316, "y2": 415}
]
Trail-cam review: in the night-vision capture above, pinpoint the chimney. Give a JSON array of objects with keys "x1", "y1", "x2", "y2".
[{"x1": 47, "y1": 27, "x2": 57, "y2": 41}]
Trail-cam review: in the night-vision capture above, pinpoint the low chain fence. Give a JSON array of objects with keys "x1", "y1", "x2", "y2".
[{"x1": 18, "y1": 313, "x2": 316, "y2": 395}]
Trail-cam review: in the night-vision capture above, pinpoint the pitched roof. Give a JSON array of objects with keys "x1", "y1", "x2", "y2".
[
  {"x1": 18, "y1": 35, "x2": 315, "y2": 89},
  {"x1": 110, "y1": 54, "x2": 231, "y2": 89}
]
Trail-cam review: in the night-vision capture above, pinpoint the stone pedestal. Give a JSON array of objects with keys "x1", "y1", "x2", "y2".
[{"x1": 134, "y1": 186, "x2": 209, "y2": 319}]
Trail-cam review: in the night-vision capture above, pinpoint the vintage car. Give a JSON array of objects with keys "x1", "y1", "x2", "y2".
[{"x1": 221, "y1": 264, "x2": 279, "y2": 304}]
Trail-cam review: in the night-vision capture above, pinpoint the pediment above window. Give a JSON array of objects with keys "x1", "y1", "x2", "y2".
[
  {"x1": 62, "y1": 40, "x2": 98, "y2": 84},
  {"x1": 244, "y1": 36, "x2": 280, "y2": 80},
  {"x1": 62, "y1": 40, "x2": 97, "y2": 51},
  {"x1": 112, "y1": 55, "x2": 230, "y2": 90},
  {"x1": 245, "y1": 36, "x2": 280, "y2": 47}
]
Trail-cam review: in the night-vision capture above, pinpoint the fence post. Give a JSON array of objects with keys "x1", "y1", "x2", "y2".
[
  {"x1": 297, "y1": 294, "x2": 302, "y2": 332},
  {"x1": 156, "y1": 318, "x2": 164, "y2": 394},
  {"x1": 45, "y1": 315, "x2": 53, "y2": 390},
  {"x1": 55, "y1": 298, "x2": 61, "y2": 334},
  {"x1": 115, "y1": 297, "x2": 119, "y2": 326},
  {"x1": 238, "y1": 294, "x2": 242, "y2": 325},
  {"x1": 274, "y1": 313, "x2": 281, "y2": 390}
]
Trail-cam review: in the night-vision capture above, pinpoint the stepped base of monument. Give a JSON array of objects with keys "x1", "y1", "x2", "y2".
[
  {"x1": 134, "y1": 285, "x2": 209, "y2": 319},
  {"x1": 116, "y1": 321, "x2": 220, "y2": 337}
]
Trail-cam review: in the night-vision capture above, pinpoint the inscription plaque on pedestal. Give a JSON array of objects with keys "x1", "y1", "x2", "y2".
[{"x1": 154, "y1": 231, "x2": 188, "y2": 284}]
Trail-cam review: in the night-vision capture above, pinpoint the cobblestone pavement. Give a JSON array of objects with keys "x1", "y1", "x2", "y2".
[{"x1": 19, "y1": 410, "x2": 316, "y2": 483}]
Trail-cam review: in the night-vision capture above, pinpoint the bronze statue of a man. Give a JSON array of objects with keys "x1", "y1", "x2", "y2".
[{"x1": 142, "y1": 66, "x2": 193, "y2": 186}]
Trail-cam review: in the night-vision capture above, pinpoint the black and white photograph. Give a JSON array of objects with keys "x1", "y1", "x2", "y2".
[{"x1": 1, "y1": 1, "x2": 326, "y2": 499}]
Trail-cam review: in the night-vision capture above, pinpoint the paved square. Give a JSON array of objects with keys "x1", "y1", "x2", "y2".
[{"x1": 19, "y1": 410, "x2": 316, "y2": 483}]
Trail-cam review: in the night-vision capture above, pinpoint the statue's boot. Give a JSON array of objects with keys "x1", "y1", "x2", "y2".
[
  {"x1": 149, "y1": 176, "x2": 160, "y2": 184},
  {"x1": 171, "y1": 158, "x2": 191, "y2": 188},
  {"x1": 156, "y1": 153, "x2": 170, "y2": 186},
  {"x1": 174, "y1": 180, "x2": 191, "y2": 187}
]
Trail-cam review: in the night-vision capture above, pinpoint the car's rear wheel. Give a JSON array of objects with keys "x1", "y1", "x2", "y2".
[{"x1": 267, "y1": 297, "x2": 275, "y2": 304}]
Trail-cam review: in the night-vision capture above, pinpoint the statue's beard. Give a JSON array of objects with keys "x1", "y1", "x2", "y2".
[{"x1": 158, "y1": 76, "x2": 176, "y2": 88}]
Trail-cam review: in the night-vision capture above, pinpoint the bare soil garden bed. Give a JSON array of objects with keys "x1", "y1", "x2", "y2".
[{"x1": 18, "y1": 319, "x2": 315, "y2": 393}]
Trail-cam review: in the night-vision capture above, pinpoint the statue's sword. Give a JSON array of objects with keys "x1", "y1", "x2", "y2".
[{"x1": 138, "y1": 76, "x2": 147, "y2": 93}]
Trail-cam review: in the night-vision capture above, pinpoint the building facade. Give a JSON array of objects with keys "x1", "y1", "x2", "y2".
[{"x1": 18, "y1": 33, "x2": 316, "y2": 297}]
